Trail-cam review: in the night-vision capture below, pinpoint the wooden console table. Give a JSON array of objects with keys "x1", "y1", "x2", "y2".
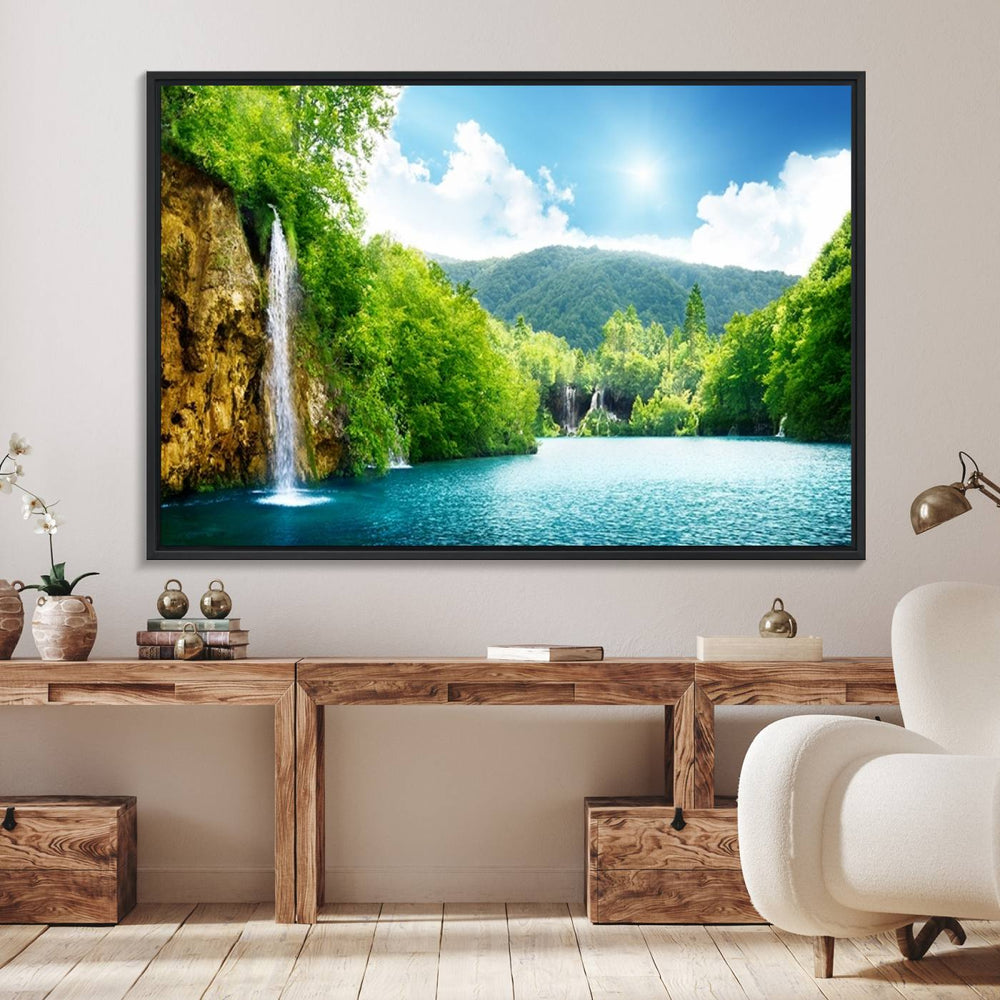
[
  {"x1": 295, "y1": 656, "x2": 897, "y2": 924},
  {"x1": 0, "y1": 659, "x2": 298, "y2": 923},
  {"x1": 1, "y1": 656, "x2": 898, "y2": 925}
]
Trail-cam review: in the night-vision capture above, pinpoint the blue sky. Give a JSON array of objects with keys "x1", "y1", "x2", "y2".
[{"x1": 360, "y1": 83, "x2": 853, "y2": 274}]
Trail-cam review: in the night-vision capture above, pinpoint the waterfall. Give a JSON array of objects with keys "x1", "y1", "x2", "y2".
[
  {"x1": 564, "y1": 384, "x2": 578, "y2": 434},
  {"x1": 265, "y1": 209, "x2": 299, "y2": 495},
  {"x1": 776, "y1": 415, "x2": 787, "y2": 438},
  {"x1": 588, "y1": 387, "x2": 605, "y2": 413}
]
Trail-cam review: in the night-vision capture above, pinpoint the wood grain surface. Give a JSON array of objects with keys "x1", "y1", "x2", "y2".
[
  {"x1": 595, "y1": 805, "x2": 741, "y2": 871},
  {"x1": 299, "y1": 659, "x2": 695, "y2": 706},
  {"x1": 593, "y1": 869, "x2": 758, "y2": 924}
]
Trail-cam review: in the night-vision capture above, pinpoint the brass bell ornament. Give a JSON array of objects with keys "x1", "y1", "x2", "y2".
[
  {"x1": 200, "y1": 579, "x2": 232, "y2": 619},
  {"x1": 759, "y1": 597, "x2": 797, "y2": 638},
  {"x1": 174, "y1": 622, "x2": 204, "y2": 660},
  {"x1": 156, "y1": 579, "x2": 189, "y2": 619}
]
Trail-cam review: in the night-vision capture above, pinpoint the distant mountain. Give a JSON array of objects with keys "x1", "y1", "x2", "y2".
[{"x1": 433, "y1": 246, "x2": 797, "y2": 350}]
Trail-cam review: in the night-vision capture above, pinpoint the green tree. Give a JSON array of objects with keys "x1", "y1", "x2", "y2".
[
  {"x1": 763, "y1": 214, "x2": 852, "y2": 441},
  {"x1": 697, "y1": 305, "x2": 778, "y2": 435}
]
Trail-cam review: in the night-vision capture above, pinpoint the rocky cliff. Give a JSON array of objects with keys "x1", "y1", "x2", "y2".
[{"x1": 160, "y1": 155, "x2": 342, "y2": 495}]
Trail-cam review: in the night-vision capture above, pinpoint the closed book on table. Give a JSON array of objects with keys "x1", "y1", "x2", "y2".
[
  {"x1": 136, "y1": 645, "x2": 248, "y2": 660},
  {"x1": 0, "y1": 795, "x2": 136, "y2": 924},
  {"x1": 146, "y1": 618, "x2": 241, "y2": 631},
  {"x1": 136, "y1": 629, "x2": 249, "y2": 647},
  {"x1": 486, "y1": 644, "x2": 604, "y2": 662}
]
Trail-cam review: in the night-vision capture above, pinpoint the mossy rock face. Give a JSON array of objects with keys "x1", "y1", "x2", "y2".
[{"x1": 159, "y1": 154, "x2": 268, "y2": 495}]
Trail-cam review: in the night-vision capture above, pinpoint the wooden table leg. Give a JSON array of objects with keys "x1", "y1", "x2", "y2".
[
  {"x1": 295, "y1": 683, "x2": 325, "y2": 923},
  {"x1": 274, "y1": 684, "x2": 296, "y2": 923},
  {"x1": 672, "y1": 683, "x2": 715, "y2": 809}
]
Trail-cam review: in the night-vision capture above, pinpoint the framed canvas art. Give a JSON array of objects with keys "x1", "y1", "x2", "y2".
[{"x1": 147, "y1": 71, "x2": 864, "y2": 559}]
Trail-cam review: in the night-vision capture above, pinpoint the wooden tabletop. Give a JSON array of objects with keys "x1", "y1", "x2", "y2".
[
  {"x1": 0, "y1": 659, "x2": 297, "y2": 706},
  {"x1": 298, "y1": 657, "x2": 698, "y2": 705},
  {"x1": 296, "y1": 657, "x2": 896, "y2": 706}
]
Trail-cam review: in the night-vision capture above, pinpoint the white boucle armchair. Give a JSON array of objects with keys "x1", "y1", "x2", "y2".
[{"x1": 737, "y1": 581, "x2": 1000, "y2": 977}]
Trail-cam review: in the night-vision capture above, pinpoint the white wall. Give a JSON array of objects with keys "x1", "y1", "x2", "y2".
[{"x1": 1, "y1": 0, "x2": 998, "y2": 902}]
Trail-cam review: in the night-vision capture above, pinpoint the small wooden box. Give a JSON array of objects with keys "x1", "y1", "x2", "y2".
[
  {"x1": 0, "y1": 795, "x2": 137, "y2": 924},
  {"x1": 585, "y1": 796, "x2": 762, "y2": 924}
]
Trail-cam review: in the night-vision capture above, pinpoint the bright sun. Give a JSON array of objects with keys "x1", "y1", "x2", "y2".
[{"x1": 624, "y1": 158, "x2": 660, "y2": 192}]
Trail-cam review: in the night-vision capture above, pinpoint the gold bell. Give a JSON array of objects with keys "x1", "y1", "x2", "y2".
[
  {"x1": 200, "y1": 580, "x2": 232, "y2": 619},
  {"x1": 759, "y1": 597, "x2": 798, "y2": 638},
  {"x1": 174, "y1": 622, "x2": 204, "y2": 660},
  {"x1": 156, "y1": 579, "x2": 189, "y2": 619}
]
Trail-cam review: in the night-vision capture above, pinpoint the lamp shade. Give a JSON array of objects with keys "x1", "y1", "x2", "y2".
[{"x1": 910, "y1": 483, "x2": 972, "y2": 534}]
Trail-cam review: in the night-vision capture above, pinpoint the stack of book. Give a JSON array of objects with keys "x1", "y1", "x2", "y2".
[{"x1": 136, "y1": 618, "x2": 249, "y2": 659}]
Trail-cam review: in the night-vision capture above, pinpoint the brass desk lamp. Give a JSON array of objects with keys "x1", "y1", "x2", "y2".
[{"x1": 910, "y1": 452, "x2": 1000, "y2": 534}]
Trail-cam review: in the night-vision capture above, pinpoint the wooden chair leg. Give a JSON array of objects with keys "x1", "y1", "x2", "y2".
[
  {"x1": 897, "y1": 917, "x2": 967, "y2": 961},
  {"x1": 814, "y1": 935, "x2": 835, "y2": 978}
]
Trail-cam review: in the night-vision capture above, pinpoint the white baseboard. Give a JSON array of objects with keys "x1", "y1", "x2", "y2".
[{"x1": 138, "y1": 866, "x2": 584, "y2": 903}]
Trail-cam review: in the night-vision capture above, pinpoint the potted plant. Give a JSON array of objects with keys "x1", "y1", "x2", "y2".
[{"x1": 1, "y1": 434, "x2": 99, "y2": 660}]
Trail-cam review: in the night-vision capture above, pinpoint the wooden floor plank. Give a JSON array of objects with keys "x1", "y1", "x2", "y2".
[
  {"x1": 771, "y1": 928, "x2": 907, "y2": 999},
  {"x1": 0, "y1": 927, "x2": 46, "y2": 971},
  {"x1": 569, "y1": 901, "x2": 668, "y2": 1000},
  {"x1": 642, "y1": 924, "x2": 748, "y2": 1000},
  {"x1": 507, "y1": 902, "x2": 591, "y2": 1000},
  {"x1": 435, "y1": 903, "x2": 513, "y2": 1000},
  {"x1": 280, "y1": 903, "x2": 381, "y2": 1000},
  {"x1": 44, "y1": 903, "x2": 195, "y2": 1000},
  {"x1": 708, "y1": 925, "x2": 826, "y2": 1000},
  {"x1": 357, "y1": 903, "x2": 442, "y2": 1000},
  {"x1": 0, "y1": 924, "x2": 113, "y2": 1000},
  {"x1": 834, "y1": 929, "x2": 982, "y2": 1000},
  {"x1": 122, "y1": 902, "x2": 256, "y2": 1000},
  {"x1": 202, "y1": 902, "x2": 309, "y2": 1000},
  {"x1": 943, "y1": 922, "x2": 1000, "y2": 1000}
]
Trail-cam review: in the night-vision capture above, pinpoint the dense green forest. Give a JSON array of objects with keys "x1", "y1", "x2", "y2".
[
  {"x1": 435, "y1": 247, "x2": 795, "y2": 350},
  {"x1": 162, "y1": 84, "x2": 852, "y2": 482}
]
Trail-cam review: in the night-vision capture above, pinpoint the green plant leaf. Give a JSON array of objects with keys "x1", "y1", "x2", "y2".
[
  {"x1": 51, "y1": 562, "x2": 66, "y2": 580},
  {"x1": 39, "y1": 575, "x2": 52, "y2": 587},
  {"x1": 68, "y1": 571, "x2": 99, "y2": 593}
]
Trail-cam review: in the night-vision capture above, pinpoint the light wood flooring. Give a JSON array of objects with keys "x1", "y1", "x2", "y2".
[{"x1": 1, "y1": 902, "x2": 997, "y2": 1000}]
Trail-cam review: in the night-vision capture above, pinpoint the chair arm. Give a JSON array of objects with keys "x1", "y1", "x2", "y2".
[{"x1": 738, "y1": 715, "x2": 945, "y2": 937}]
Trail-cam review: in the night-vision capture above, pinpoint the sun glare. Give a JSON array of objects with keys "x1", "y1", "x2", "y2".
[{"x1": 624, "y1": 157, "x2": 660, "y2": 193}]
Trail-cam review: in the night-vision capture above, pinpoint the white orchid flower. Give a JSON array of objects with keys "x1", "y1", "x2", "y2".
[
  {"x1": 21, "y1": 495, "x2": 45, "y2": 518},
  {"x1": 34, "y1": 512, "x2": 62, "y2": 535},
  {"x1": 0, "y1": 476, "x2": 12, "y2": 495},
  {"x1": 8, "y1": 434, "x2": 31, "y2": 457}
]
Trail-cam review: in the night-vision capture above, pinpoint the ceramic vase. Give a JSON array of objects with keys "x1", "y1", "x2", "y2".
[
  {"x1": 0, "y1": 580, "x2": 25, "y2": 659},
  {"x1": 32, "y1": 594, "x2": 98, "y2": 661}
]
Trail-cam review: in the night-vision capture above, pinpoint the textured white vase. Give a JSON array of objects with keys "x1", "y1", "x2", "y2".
[{"x1": 31, "y1": 594, "x2": 98, "y2": 661}]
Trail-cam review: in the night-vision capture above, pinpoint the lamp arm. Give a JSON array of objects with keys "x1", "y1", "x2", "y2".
[{"x1": 970, "y1": 471, "x2": 1000, "y2": 507}]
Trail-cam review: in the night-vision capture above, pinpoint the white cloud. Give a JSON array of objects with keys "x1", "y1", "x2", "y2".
[
  {"x1": 359, "y1": 120, "x2": 850, "y2": 275},
  {"x1": 538, "y1": 165, "x2": 574, "y2": 203}
]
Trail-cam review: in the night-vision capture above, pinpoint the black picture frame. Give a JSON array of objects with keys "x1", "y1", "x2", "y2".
[{"x1": 147, "y1": 70, "x2": 865, "y2": 561}]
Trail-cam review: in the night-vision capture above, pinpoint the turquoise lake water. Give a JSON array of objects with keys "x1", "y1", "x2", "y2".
[{"x1": 160, "y1": 437, "x2": 853, "y2": 550}]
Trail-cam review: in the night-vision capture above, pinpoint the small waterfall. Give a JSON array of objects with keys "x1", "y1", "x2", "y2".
[
  {"x1": 265, "y1": 209, "x2": 299, "y2": 496},
  {"x1": 563, "y1": 384, "x2": 578, "y2": 434},
  {"x1": 588, "y1": 387, "x2": 605, "y2": 413},
  {"x1": 776, "y1": 415, "x2": 787, "y2": 438}
]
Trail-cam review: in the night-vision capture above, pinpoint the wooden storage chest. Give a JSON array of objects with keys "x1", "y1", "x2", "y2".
[
  {"x1": 0, "y1": 795, "x2": 137, "y2": 923},
  {"x1": 586, "y1": 796, "x2": 762, "y2": 924}
]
